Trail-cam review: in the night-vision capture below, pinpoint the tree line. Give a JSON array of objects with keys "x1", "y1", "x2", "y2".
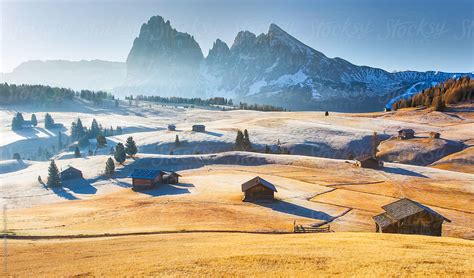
[
  {"x1": 132, "y1": 95, "x2": 233, "y2": 106},
  {"x1": 392, "y1": 76, "x2": 473, "y2": 111},
  {"x1": 0, "y1": 83, "x2": 113, "y2": 106}
]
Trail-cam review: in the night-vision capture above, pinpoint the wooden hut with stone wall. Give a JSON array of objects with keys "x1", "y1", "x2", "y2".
[{"x1": 373, "y1": 198, "x2": 451, "y2": 236}]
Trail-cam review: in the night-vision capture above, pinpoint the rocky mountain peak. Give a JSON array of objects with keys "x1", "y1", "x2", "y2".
[
  {"x1": 208, "y1": 39, "x2": 230, "y2": 58},
  {"x1": 231, "y1": 31, "x2": 257, "y2": 51}
]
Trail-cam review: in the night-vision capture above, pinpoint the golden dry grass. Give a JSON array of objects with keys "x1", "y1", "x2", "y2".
[
  {"x1": 431, "y1": 146, "x2": 474, "y2": 174},
  {"x1": 6, "y1": 164, "x2": 473, "y2": 239},
  {"x1": 5, "y1": 232, "x2": 474, "y2": 277}
]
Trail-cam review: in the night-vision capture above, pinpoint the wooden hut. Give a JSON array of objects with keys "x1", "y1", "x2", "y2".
[
  {"x1": 355, "y1": 155, "x2": 383, "y2": 169},
  {"x1": 129, "y1": 169, "x2": 162, "y2": 190},
  {"x1": 168, "y1": 124, "x2": 176, "y2": 131},
  {"x1": 430, "y1": 132, "x2": 440, "y2": 139},
  {"x1": 60, "y1": 166, "x2": 83, "y2": 180},
  {"x1": 373, "y1": 198, "x2": 451, "y2": 236},
  {"x1": 398, "y1": 129, "x2": 415, "y2": 139},
  {"x1": 241, "y1": 176, "x2": 277, "y2": 202},
  {"x1": 192, "y1": 124, "x2": 206, "y2": 132},
  {"x1": 161, "y1": 171, "x2": 181, "y2": 184}
]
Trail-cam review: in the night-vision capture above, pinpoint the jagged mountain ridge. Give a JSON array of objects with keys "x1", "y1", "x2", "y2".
[{"x1": 123, "y1": 16, "x2": 472, "y2": 111}]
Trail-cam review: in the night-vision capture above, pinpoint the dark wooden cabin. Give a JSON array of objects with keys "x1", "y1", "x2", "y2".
[
  {"x1": 168, "y1": 124, "x2": 176, "y2": 131},
  {"x1": 192, "y1": 125, "x2": 206, "y2": 132},
  {"x1": 373, "y1": 198, "x2": 451, "y2": 236},
  {"x1": 162, "y1": 171, "x2": 181, "y2": 184},
  {"x1": 430, "y1": 132, "x2": 440, "y2": 139},
  {"x1": 129, "y1": 169, "x2": 163, "y2": 190},
  {"x1": 355, "y1": 155, "x2": 383, "y2": 169},
  {"x1": 241, "y1": 176, "x2": 277, "y2": 202},
  {"x1": 60, "y1": 166, "x2": 83, "y2": 181},
  {"x1": 398, "y1": 129, "x2": 415, "y2": 139}
]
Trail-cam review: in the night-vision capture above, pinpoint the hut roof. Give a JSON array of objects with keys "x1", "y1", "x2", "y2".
[
  {"x1": 129, "y1": 169, "x2": 162, "y2": 180},
  {"x1": 60, "y1": 166, "x2": 82, "y2": 175},
  {"x1": 373, "y1": 198, "x2": 451, "y2": 228},
  {"x1": 162, "y1": 170, "x2": 181, "y2": 177},
  {"x1": 241, "y1": 176, "x2": 277, "y2": 192}
]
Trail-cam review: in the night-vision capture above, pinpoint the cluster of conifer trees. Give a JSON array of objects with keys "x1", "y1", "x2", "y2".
[
  {"x1": 237, "y1": 102, "x2": 286, "y2": 112},
  {"x1": 132, "y1": 95, "x2": 233, "y2": 106},
  {"x1": 234, "y1": 129, "x2": 253, "y2": 151},
  {"x1": 0, "y1": 83, "x2": 113, "y2": 106},
  {"x1": 392, "y1": 76, "x2": 473, "y2": 111}
]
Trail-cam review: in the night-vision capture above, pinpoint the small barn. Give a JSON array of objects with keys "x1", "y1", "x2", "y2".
[
  {"x1": 373, "y1": 198, "x2": 451, "y2": 236},
  {"x1": 168, "y1": 124, "x2": 176, "y2": 131},
  {"x1": 355, "y1": 155, "x2": 383, "y2": 169},
  {"x1": 192, "y1": 124, "x2": 206, "y2": 132},
  {"x1": 161, "y1": 171, "x2": 181, "y2": 184},
  {"x1": 60, "y1": 166, "x2": 83, "y2": 180},
  {"x1": 398, "y1": 129, "x2": 415, "y2": 139},
  {"x1": 241, "y1": 176, "x2": 277, "y2": 202},
  {"x1": 129, "y1": 169, "x2": 163, "y2": 190},
  {"x1": 430, "y1": 132, "x2": 440, "y2": 139}
]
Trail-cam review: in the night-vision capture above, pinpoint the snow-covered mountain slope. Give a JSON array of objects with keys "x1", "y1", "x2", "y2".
[{"x1": 121, "y1": 16, "x2": 472, "y2": 112}]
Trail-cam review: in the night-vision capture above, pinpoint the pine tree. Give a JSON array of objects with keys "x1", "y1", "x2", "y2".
[
  {"x1": 125, "y1": 136, "x2": 138, "y2": 157},
  {"x1": 432, "y1": 94, "x2": 445, "y2": 112},
  {"x1": 175, "y1": 135, "x2": 180, "y2": 147},
  {"x1": 114, "y1": 143, "x2": 126, "y2": 164},
  {"x1": 105, "y1": 157, "x2": 115, "y2": 177},
  {"x1": 44, "y1": 113, "x2": 54, "y2": 129},
  {"x1": 11, "y1": 116, "x2": 21, "y2": 130},
  {"x1": 31, "y1": 114, "x2": 38, "y2": 126},
  {"x1": 96, "y1": 134, "x2": 107, "y2": 148},
  {"x1": 76, "y1": 118, "x2": 85, "y2": 139},
  {"x1": 90, "y1": 118, "x2": 100, "y2": 138},
  {"x1": 16, "y1": 112, "x2": 24, "y2": 124},
  {"x1": 243, "y1": 129, "x2": 252, "y2": 151},
  {"x1": 47, "y1": 160, "x2": 61, "y2": 187},
  {"x1": 74, "y1": 146, "x2": 81, "y2": 158},
  {"x1": 234, "y1": 130, "x2": 244, "y2": 151}
]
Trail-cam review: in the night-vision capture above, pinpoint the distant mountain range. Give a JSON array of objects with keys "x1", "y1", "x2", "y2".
[
  {"x1": 1, "y1": 60, "x2": 126, "y2": 91},
  {"x1": 2, "y1": 15, "x2": 472, "y2": 111}
]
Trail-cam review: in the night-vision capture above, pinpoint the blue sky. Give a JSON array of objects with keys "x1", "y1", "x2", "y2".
[{"x1": 1, "y1": 0, "x2": 473, "y2": 72}]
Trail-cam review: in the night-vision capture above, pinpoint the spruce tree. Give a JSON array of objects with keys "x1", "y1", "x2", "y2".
[
  {"x1": 16, "y1": 112, "x2": 24, "y2": 124},
  {"x1": 114, "y1": 143, "x2": 126, "y2": 164},
  {"x1": 235, "y1": 130, "x2": 244, "y2": 151},
  {"x1": 47, "y1": 160, "x2": 61, "y2": 187},
  {"x1": 90, "y1": 118, "x2": 100, "y2": 138},
  {"x1": 243, "y1": 129, "x2": 252, "y2": 151},
  {"x1": 105, "y1": 157, "x2": 115, "y2": 175},
  {"x1": 44, "y1": 113, "x2": 54, "y2": 129},
  {"x1": 105, "y1": 157, "x2": 115, "y2": 177},
  {"x1": 175, "y1": 135, "x2": 180, "y2": 147},
  {"x1": 96, "y1": 134, "x2": 107, "y2": 148},
  {"x1": 31, "y1": 114, "x2": 38, "y2": 126},
  {"x1": 74, "y1": 146, "x2": 81, "y2": 158},
  {"x1": 11, "y1": 116, "x2": 21, "y2": 130},
  {"x1": 76, "y1": 118, "x2": 85, "y2": 139},
  {"x1": 125, "y1": 136, "x2": 138, "y2": 157}
]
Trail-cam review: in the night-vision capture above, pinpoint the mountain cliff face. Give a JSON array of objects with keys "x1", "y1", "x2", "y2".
[
  {"x1": 123, "y1": 16, "x2": 472, "y2": 111},
  {"x1": 124, "y1": 16, "x2": 204, "y2": 96}
]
